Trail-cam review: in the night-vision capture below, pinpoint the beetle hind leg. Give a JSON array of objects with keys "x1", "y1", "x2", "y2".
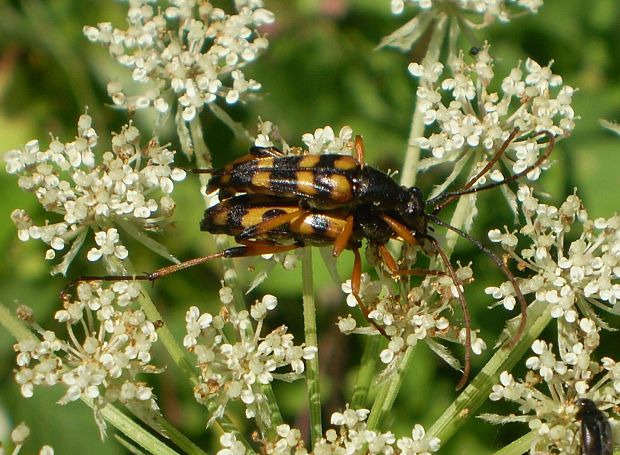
[
  {"x1": 237, "y1": 209, "x2": 310, "y2": 240},
  {"x1": 61, "y1": 241, "x2": 303, "y2": 300}
]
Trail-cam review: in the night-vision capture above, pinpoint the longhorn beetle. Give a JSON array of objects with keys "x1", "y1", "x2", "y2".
[
  {"x1": 72, "y1": 128, "x2": 555, "y2": 389},
  {"x1": 200, "y1": 194, "x2": 446, "y2": 323}
]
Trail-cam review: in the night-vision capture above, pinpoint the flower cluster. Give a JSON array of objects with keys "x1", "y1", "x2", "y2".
[
  {"x1": 317, "y1": 408, "x2": 440, "y2": 454},
  {"x1": 265, "y1": 408, "x2": 440, "y2": 455},
  {"x1": 84, "y1": 0, "x2": 274, "y2": 120},
  {"x1": 219, "y1": 407, "x2": 440, "y2": 454},
  {"x1": 410, "y1": 45, "x2": 574, "y2": 194},
  {"x1": 390, "y1": 0, "x2": 543, "y2": 20},
  {"x1": 482, "y1": 322, "x2": 619, "y2": 453},
  {"x1": 14, "y1": 281, "x2": 159, "y2": 436},
  {"x1": 486, "y1": 186, "x2": 620, "y2": 326},
  {"x1": 255, "y1": 121, "x2": 355, "y2": 157},
  {"x1": 185, "y1": 289, "x2": 317, "y2": 425},
  {"x1": 339, "y1": 264, "x2": 485, "y2": 376},
  {"x1": 382, "y1": 1, "x2": 544, "y2": 51},
  {"x1": 301, "y1": 125, "x2": 354, "y2": 156},
  {"x1": 4, "y1": 114, "x2": 185, "y2": 275}
]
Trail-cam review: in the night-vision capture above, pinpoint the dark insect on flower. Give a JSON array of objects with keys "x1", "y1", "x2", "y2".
[
  {"x1": 469, "y1": 46, "x2": 480, "y2": 57},
  {"x1": 575, "y1": 398, "x2": 613, "y2": 455},
  {"x1": 199, "y1": 193, "x2": 445, "y2": 328},
  {"x1": 71, "y1": 128, "x2": 555, "y2": 389}
]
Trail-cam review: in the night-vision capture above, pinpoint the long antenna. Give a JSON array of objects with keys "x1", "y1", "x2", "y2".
[
  {"x1": 427, "y1": 213, "x2": 527, "y2": 347},
  {"x1": 429, "y1": 129, "x2": 556, "y2": 213},
  {"x1": 427, "y1": 236, "x2": 472, "y2": 390}
]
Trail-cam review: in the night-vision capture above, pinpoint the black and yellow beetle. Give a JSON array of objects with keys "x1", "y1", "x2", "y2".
[
  {"x1": 196, "y1": 129, "x2": 555, "y2": 331},
  {"x1": 187, "y1": 193, "x2": 458, "y2": 342},
  {"x1": 200, "y1": 129, "x2": 554, "y2": 243},
  {"x1": 73, "y1": 128, "x2": 556, "y2": 389}
]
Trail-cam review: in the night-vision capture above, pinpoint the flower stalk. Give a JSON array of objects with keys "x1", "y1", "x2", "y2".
[
  {"x1": 491, "y1": 431, "x2": 538, "y2": 455},
  {"x1": 350, "y1": 336, "x2": 382, "y2": 409},
  {"x1": 428, "y1": 301, "x2": 553, "y2": 442},
  {"x1": 302, "y1": 248, "x2": 322, "y2": 446}
]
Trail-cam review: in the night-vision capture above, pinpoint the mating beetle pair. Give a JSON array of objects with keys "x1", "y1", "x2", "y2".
[
  {"x1": 190, "y1": 129, "x2": 554, "y2": 386},
  {"x1": 81, "y1": 128, "x2": 554, "y2": 388}
]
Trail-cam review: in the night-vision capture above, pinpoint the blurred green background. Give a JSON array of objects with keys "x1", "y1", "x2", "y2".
[{"x1": 0, "y1": 0, "x2": 618, "y2": 453}]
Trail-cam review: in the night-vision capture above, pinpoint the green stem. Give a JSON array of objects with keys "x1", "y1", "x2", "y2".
[
  {"x1": 367, "y1": 344, "x2": 416, "y2": 431},
  {"x1": 350, "y1": 336, "x2": 381, "y2": 409},
  {"x1": 399, "y1": 15, "x2": 448, "y2": 188},
  {"x1": 189, "y1": 116, "x2": 212, "y2": 170},
  {"x1": 400, "y1": 105, "x2": 425, "y2": 188},
  {"x1": 0, "y1": 303, "x2": 37, "y2": 342},
  {"x1": 93, "y1": 402, "x2": 181, "y2": 455},
  {"x1": 156, "y1": 417, "x2": 211, "y2": 455},
  {"x1": 208, "y1": 104, "x2": 255, "y2": 144},
  {"x1": 492, "y1": 430, "x2": 537, "y2": 455},
  {"x1": 427, "y1": 301, "x2": 552, "y2": 444},
  {"x1": 141, "y1": 292, "x2": 197, "y2": 380},
  {"x1": 302, "y1": 248, "x2": 322, "y2": 446}
]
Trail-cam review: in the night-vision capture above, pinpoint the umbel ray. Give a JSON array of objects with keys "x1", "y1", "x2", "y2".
[{"x1": 70, "y1": 127, "x2": 555, "y2": 389}]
